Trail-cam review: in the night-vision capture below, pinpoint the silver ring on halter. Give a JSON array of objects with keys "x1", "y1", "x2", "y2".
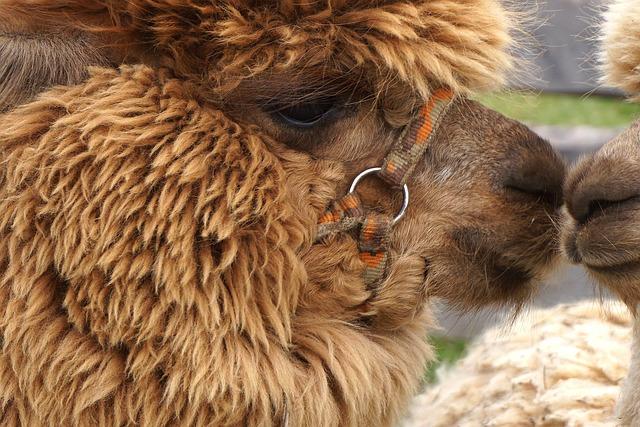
[{"x1": 348, "y1": 167, "x2": 410, "y2": 225}]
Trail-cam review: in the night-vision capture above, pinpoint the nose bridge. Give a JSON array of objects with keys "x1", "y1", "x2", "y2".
[
  {"x1": 600, "y1": 122, "x2": 640, "y2": 163},
  {"x1": 428, "y1": 100, "x2": 565, "y2": 199}
]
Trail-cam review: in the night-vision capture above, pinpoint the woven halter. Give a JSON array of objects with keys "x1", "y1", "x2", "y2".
[{"x1": 314, "y1": 88, "x2": 455, "y2": 288}]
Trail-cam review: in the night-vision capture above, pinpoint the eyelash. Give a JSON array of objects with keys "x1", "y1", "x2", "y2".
[{"x1": 270, "y1": 99, "x2": 337, "y2": 129}]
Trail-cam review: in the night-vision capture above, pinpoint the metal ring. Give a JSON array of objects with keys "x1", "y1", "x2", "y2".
[{"x1": 348, "y1": 167, "x2": 410, "y2": 225}]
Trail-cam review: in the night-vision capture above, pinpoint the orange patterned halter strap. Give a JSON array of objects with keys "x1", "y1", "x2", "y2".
[{"x1": 315, "y1": 88, "x2": 455, "y2": 288}]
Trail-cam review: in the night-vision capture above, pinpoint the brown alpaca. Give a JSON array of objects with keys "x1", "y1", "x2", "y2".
[
  {"x1": 0, "y1": 1, "x2": 565, "y2": 426},
  {"x1": 563, "y1": 0, "x2": 640, "y2": 424}
]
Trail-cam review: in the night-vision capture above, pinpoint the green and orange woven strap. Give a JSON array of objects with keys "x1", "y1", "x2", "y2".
[
  {"x1": 315, "y1": 88, "x2": 455, "y2": 287},
  {"x1": 316, "y1": 194, "x2": 392, "y2": 288},
  {"x1": 380, "y1": 88, "x2": 455, "y2": 187},
  {"x1": 316, "y1": 193, "x2": 365, "y2": 240},
  {"x1": 358, "y1": 213, "x2": 392, "y2": 288}
]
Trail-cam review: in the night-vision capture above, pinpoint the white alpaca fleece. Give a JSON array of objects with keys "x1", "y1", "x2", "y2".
[
  {"x1": 601, "y1": 0, "x2": 640, "y2": 99},
  {"x1": 405, "y1": 302, "x2": 633, "y2": 427}
]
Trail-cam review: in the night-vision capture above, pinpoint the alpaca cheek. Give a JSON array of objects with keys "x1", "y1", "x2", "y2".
[
  {"x1": 299, "y1": 237, "x2": 372, "y2": 318},
  {"x1": 364, "y1": 254, "x2": 430, "y2": 330}
]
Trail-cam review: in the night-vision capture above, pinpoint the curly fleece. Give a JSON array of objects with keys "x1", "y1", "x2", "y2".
[
  {"x1": 0, "y1": 63, "x2": 437, "y2": 427},
  {"x1": 0, "y1": 1, "x2": 513, "y2": 425},
  {"x1": 407, "y1": 302, "x2": 632, "y2": 427},
  {"x1": 3, "y1": 0, "x2": 512, "y2": 98}
]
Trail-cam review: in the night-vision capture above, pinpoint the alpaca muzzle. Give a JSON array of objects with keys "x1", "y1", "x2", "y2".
[{"x1": 315, "y1": 88, "x2": 454, "y2": 287}]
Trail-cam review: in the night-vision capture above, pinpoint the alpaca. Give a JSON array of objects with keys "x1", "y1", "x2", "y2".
[
  {"x1": 0, "y1": 1, "x2": 566, "y2": 426},
  {"x1": 562, "y1": 1, "x2": 640, "y2": 423},
  {"x1": 405, "y1": 302, "x2": 632, "y2": 427}
]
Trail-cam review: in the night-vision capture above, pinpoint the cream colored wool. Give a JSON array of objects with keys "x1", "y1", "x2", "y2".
[
  {"x1": 601, "y1": 0, "x2": 640, "y2": 99},
  {"x1": 617, "y1": 317, "x2": 640, "y2": 426},
  {"x1": 406, "y1": 302, "x2": 632, "y2": 427}
]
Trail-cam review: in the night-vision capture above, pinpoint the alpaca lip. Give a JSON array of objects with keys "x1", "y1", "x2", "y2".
[
  {"x1": 585, "y1": 258, "x2": 640, "y2": 276},
  {"x1": 563, "y1": 231, "x2": 582, "y2": 264},
  {"x1": 565, "y1": 198, "x2": 640, "y2": 267},
  {"x1": 570, "y1": 231, "x2": 640, "y2": 271},
  {"x1": 451, "y1": 227, "x2": 536, "y2": 291}
]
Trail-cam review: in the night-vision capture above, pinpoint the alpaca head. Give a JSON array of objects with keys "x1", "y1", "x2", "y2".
[
  {"x1": 1, "y1": 0, "x2": 565, "y2": 313},
  {"x1": 563, "y1": 0, "x2": 640, "y2": 308},
  {"x1": 0, "y1": 1, "x2": 565, "y2": 425}
]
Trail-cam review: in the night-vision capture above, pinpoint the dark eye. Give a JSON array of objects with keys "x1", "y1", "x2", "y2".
[{"x1": 272, "y1": 99, "x2": 336, "y2": 128}]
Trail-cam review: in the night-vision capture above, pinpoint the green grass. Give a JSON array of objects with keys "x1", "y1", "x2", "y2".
[
  {"x1": 424, "y1": 336, "x2": 468, "y2": 384},
  {"x1": 476, "y1": 91, "x2": 640, "y2": 128}
]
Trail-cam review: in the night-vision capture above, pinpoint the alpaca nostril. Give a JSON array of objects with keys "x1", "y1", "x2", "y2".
[
  {"x1": 505, "y1": 179, "x2": 563, "y2": 208},
  {"x1": 563, "y1": 122, "x2": 640, "y2": 226},
  {"x1": 503, "y1": 144, "x2": 565, "y2": 209},
  {"x1": 566, "y1": 159, "x2": 640, "y2": 225},
  {"x1": 500, "y1": 130, "x2": 566, "y2": 209},
  {"x1": 572, "y1": 195, "x2": 639, "y2": 225}
]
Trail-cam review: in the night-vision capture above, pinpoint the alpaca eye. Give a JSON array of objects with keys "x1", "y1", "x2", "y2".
[{"x1": 272, "y1": 99, "x2": 336, "y2": 128}]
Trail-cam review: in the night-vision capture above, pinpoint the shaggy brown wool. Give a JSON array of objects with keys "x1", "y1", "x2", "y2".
[
  {"x1": 2, "y1": 0, "x2": 513, "y2": 99},
  {"x1": 0, "y1": 64, "x2": 433, "y2": 426}
]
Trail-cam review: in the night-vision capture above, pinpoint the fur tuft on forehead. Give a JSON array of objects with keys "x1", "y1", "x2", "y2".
[
  {"x1": 602, "y1": 0, "x2": 640, "y2": 99},
  {"x1": 3, "y1": 0, "x2": 513, "y2": 99}
]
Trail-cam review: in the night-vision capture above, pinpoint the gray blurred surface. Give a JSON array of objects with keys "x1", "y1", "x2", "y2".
[
  {"x1": 514, "y1": 0, "x2": 620, "y2": 96},
  {"x1": 436, "y1": 264, "x2": 605, "y2": 339},
  {"x1": 533, "y1": 124, "x2": 621, "y2": 163}
]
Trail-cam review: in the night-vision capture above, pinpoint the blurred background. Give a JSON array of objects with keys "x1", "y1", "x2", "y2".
[{"x1": 428, "y1": 0, "x2": 640, "y2": 381}]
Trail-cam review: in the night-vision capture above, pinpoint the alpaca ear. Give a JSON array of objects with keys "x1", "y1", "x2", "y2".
[
  {"x1": 0, "y1": 1, "x2": 144, "y2": 53},
  {"x1": 1, "y1": 1, "x2": 121, "y2": 30},
  {"x1": 0, "y1": 1, "x2": 118, "y2": 111},
  {"x1": 1, "y1": 0, "x2": 212, "y2": 67},
  {"x1": 601, "y1": 0, "x2": 640, "y2": 99},
  {"x1": 0, "y1": 26, "x2": 108, "y2": 112}
]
